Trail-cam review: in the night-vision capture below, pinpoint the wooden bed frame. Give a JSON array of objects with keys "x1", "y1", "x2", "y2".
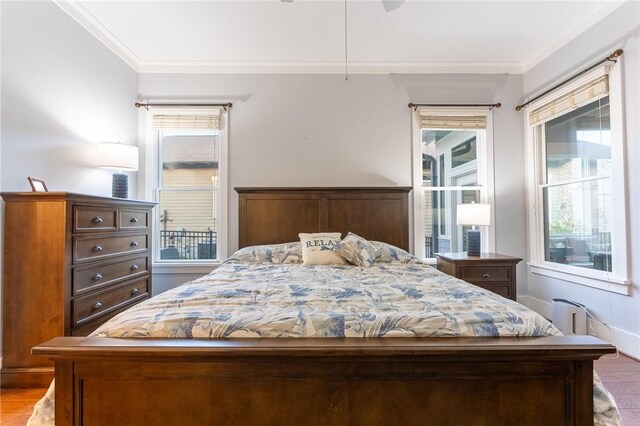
[{"x1": 33, "y1": 187, "x2": 615, "y2": 425}]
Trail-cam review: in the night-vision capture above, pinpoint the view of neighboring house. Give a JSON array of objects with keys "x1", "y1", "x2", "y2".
[
  {"x1": 543, "y1": 96, "x2": 612, "y2": 271},
  {"x1": 422, "y1": 129, "x2": 480, "y2": 257},
  {"x1": 159, "y1": 131, "x2": 219, "y2": 260}
]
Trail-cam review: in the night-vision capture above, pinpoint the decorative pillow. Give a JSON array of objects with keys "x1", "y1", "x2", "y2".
[
  {"x1": 224, "y1": 242, "x2": 302, "y2": 265},
  {"x1": 298, "y1": 232, "x2": 348, "y2": 266},
  {"x1": 333, "y1": 232, "x2": 378, "y2": 267},
  {"x1": 370, "y1": 241, "x2": 423, "y2": 264}
]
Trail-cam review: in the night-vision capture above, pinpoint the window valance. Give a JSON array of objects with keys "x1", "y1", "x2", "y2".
[
  {"x1": 417, "y1": 108, "x2": 488, "y2": 130},
  {"x1": 528, "y1": 66, "x2": 609, "y2": 126},
  {"x1": 152, "y1": 110, "x2": 222, "y2": 130}
]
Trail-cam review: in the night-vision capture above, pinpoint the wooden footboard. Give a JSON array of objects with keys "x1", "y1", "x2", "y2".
[{"x1": 33, "y1": 335, "x2": 615, "y2": 426}]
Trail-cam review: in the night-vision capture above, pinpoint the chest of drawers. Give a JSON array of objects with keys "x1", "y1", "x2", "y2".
[
  {"x1": 1, "y1": 192, "x2": 155, "y2": 387},
  {"x1": 435, "y1": 252, "x2": 522, "y2": 300}
]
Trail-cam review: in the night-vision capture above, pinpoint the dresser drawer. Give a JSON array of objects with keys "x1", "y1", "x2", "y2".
[
  {"x1": 74, "y1": 234, "x2": 148, "y2": 263},
  {"x1": 460, "y1": 266, "x2": 511, "y2": 282},
  {"x1": 73, "y1": 256, "x2": 149, "y2": 296},
  {"x1": 74, "y1": 206, "x2": 117, "y2": 232},
  {"x1": 72, "y1": 278, "x2": 149, "y2": 326},
  {"x1": 120, "y1": 209, "x2": 150, "y2": 230}
]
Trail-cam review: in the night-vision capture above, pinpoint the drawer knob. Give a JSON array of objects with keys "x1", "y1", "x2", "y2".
[
  {"x1": 93, "y1": 302, "x2": 103, "y2": 310},
  {"x1": 93, "y1": 273, "x2": 103, "y2": 281},
  {"x1": 482, "y1": 273, "x2": 491, "y2": 278},
  {"x1": 130, "y1": 241, "x2": 139, "y2": 247},
  {"x1": 130, "y1": 217, "x2": 139, "y2": 223},
  {"x1": 91, "y1": 216, "x2": 103, "y2": 224},
  {"x1": 92, "y1": 245, "x2": 103, "y2": 253},
  {"x1": 131, "y1": 288, "x2": 139, "y2": 296},
  {"x1": 130, "y1": 264, "x2": 139, "y2": 271}
]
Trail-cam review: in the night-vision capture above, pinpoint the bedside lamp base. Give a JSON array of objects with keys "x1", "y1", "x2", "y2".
[
  {"x1": 467, "y1": 229, "x2": 481, "y2": 256},
  {"x1": 112, "y1": 173, "x2": 128, "y2": 199}
]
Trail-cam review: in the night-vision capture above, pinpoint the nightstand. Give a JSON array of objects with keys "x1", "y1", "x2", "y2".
[{"x1": 435, "y1": 252, "x2": 522, "y2": 300}]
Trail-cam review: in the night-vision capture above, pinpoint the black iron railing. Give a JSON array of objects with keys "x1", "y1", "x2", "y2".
[
  {"x1": 160, "y1": 230, "x2": 217, "y2": 260},
  {"x1": 425, "y1": 236, "x2": 433, "y2": 258}
]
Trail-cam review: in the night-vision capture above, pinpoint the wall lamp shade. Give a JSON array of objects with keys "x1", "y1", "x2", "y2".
[
  {"x1": 456, "y1": 203, "x2": 490, "y2": 257},
  {"x1": 97, "y1": 142, "x2": 139, "y2": 199}
]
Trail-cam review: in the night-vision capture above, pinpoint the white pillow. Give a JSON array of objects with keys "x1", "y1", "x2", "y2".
[{"x1": 298, "y1": 232, "x2": 348, "y2": 266}]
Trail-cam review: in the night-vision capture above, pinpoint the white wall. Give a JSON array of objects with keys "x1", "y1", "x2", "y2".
[
  {"x1": 139, "y1": 73, "x2": 527, "y2": 291},
  {"x1": 1, "y1": 1, "x2": 139, "y2": 195},
  {"x1": 0, "y1": 1, "x2": 139, "y2": 362},
  {"x1": 522, "y1": 1, "x2": 640, "y2": 358}
]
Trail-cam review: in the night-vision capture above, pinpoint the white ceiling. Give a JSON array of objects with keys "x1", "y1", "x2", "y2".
[{"x1": 54, "y1": 0, "x2": 626, "y2": 74}]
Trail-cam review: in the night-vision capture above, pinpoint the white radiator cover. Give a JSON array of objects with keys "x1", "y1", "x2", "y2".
[{"x1": 551, "y1": 299, "x2": 587, "y2": 335}]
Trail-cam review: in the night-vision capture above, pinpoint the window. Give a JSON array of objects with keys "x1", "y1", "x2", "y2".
[
  {"x1": 414, "y1": 109, "x2": 494, "y2": 260},
  {"x1": 525, "y1": 62, "x2": 629, "y2": 294},
  {"x1": 147, "y1": 109, "x2": 228, "y2": 266}
]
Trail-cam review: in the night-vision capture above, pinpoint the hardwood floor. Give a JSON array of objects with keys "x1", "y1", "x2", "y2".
[
  {"x1": 0, "y1": 354, "x2": 637, "y2": 425},
  {"x1": 0, "y1": 388, "x2": 46, "y2": 425},
  {"x1": 596, "y1": 353, "x2": 640, "y2": 426}
]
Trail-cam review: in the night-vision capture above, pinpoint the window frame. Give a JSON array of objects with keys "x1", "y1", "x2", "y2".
[
  {"x1": 142, "y1": 107, "x2": 229, "y2": 274},
  {"x1": 524, "y1": 61, "x2": 630, "y2": 294},
  {"x1": 412, "y1": 108, "x2": 496, "y2": 262}
]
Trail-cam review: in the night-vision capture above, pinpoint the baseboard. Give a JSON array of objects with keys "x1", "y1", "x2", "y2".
[
  {"x1": 1, "y1": 367, "x2": 54, "y2": 388},
  {"x1": 518, "y1": 295, "x2": 640, "y2": 360},
  {"x1": 517, "y1": 295, "x2": 553, "y2": 319}
]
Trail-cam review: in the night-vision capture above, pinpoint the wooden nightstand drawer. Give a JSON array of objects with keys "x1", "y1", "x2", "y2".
[
  {"x1": 120, "y1": 209, "x2": 150, "y2": 230},
  {"x1": 73, "y1": 256, "x2": 149, "y2": 296},
  {"x1": 474, "y1": 283, "x2": 511, "y2": 299},
  {"x1": 72, "y1": 278, "x2": 149, "y2": 326},
  {"x1": 460, "y1": 266, "x2": 511, "y2": 282},
  {"x1": 435, "y1": 253, "x2": 522, "y2": 301},
  {"x1": 74, "y1": 206, "x2": 117, "y2": 232},
  {"x1": 74, "y1": 234, "x2": 148, "y2": 263}
]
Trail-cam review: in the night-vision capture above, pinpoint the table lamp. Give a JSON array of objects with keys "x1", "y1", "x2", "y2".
[
  {"x1": 456, "y1": 202, "x2": 490, "y2": 257},
  {"x1": 98, "y1": 142, "x2": 139, "y2": 198}
]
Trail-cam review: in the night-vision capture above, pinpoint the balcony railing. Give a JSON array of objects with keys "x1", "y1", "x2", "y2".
[
  {"x1": 160, "y1": 230, "x2": 217, "y2": 260},
  {"x1": 425, "y1": 236, "x2": 433, "y2": 258}
]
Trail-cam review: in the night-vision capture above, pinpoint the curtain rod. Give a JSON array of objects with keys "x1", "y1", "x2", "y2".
[
  {"x1": 515, "y1": 49, "x2": 623, "y2": 111},
  {"x1": 134, "y1": 102, "x2": 233, "y2": 111},
  {"x1": 408, "y1": 103, "x2": 501, "y2": 110}
]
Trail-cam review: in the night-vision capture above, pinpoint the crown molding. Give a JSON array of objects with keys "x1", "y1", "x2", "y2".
[
  {"x1": 522, "y1": 0, "x2": 627, "y2": 73},
  {"x1": 51, "y1": 0, "x2": 523, "y2": 74},
  {"x1": 136, "y1": 60, "x2": 524, "y2": 74},
  {"x1": 53, "y1": 0, "x2": 140, "y2": 72},
  {"x1": 54, "y1": 0, "x2": 625, "y2": 76}
]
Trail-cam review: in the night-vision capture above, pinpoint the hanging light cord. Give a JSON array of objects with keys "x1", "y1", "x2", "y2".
[{"x1": 344, "y1": 0, "x2": 348, "y2": 81}]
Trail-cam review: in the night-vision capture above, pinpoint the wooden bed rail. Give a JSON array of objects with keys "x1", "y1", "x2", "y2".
[
  {"x1": 34, "y1": 336, "x2": 615, "y2": 426},
  {"x1": 34, "y1": 335, "x2": 615, "y2": 360}
]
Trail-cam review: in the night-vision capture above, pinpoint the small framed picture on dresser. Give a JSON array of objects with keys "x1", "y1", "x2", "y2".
[{"x1": 27, "y1": 176, "x2": 48, "y2": 192}]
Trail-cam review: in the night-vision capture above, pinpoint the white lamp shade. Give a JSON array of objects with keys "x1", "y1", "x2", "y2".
[
  {"x1": 456, "y1": 203, "x2": 491, "y2": 226},
  {"x1": 98, "y1": 142, "x2": 139, "y2": 171}
]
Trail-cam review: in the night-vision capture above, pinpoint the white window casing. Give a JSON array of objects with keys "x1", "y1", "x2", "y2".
[
  {"x1": 412, "y1": 107, "x2": 496, "y2": 260},
  {"x1": 524, "y1": 61, "x2": 630, "y2": 295},
  {"x1": 142, "y1": 107, "x2": 229, "y2": 273}
]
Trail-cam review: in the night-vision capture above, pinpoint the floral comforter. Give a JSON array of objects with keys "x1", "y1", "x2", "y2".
[{"x1": 29, "y1": 242, "x2": 620, "y2": 425}]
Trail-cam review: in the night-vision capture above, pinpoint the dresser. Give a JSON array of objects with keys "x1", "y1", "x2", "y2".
[
  {"x1": 1, "y1": 192, "x2": 155, "y2": 388},
  {"x1": 435, "y1": 252, "x2": 522, "y2": 301}
]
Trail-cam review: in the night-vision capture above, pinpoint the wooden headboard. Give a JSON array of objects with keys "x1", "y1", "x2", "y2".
[{"x1": 236, "y1": 187, "x2": 411, "y2": 250}]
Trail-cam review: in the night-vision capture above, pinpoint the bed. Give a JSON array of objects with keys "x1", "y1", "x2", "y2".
[{"x1": 30, "y1": 187, "x2": 619, "y2": 425}]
